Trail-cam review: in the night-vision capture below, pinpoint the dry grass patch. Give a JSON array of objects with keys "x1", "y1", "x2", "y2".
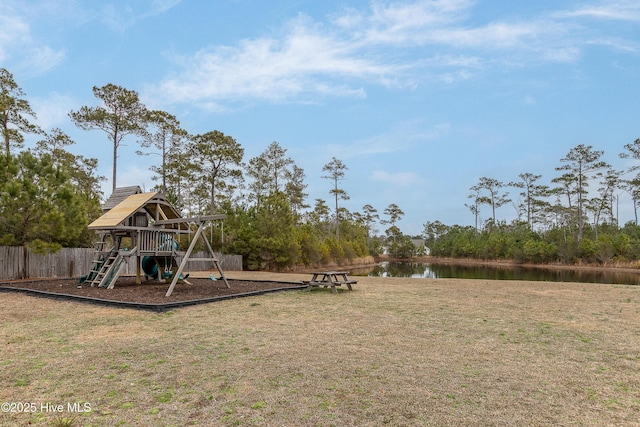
[{"x1": 1, "y1": 272, "x2": 639, "y2": 426}]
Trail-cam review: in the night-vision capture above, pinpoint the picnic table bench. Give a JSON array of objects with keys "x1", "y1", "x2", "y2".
[{"x1": 303, "y1": 271, "x2": 357, "y2": 293}]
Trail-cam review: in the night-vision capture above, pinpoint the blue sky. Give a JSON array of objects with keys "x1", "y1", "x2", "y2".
[{"x1": 2, "y1": 0, "x2": 640, "y2": 235}]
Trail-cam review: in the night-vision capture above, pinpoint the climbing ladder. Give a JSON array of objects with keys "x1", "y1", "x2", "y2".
[
  {"x1": 87, "y1": 249, "x2": 118, "y2": 288},
  {"x1": 103, "y1": 253, "x2": 127, "y2": 289},
  {"x1": 81, "y1": 239, "x2": 108, "y2": 285},
  {"x1": 85, "y1": 234, "x2": 131, "y2": 288}
]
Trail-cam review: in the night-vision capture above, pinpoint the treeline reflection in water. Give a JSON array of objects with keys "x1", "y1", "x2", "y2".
[{"x1": 353, "y1": 261, "x2": 640, "y2": 285}]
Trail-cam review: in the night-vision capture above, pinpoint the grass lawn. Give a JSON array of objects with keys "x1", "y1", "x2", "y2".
[{"x1": 1, "y1": 271, "x2": 639, "y2": 426}]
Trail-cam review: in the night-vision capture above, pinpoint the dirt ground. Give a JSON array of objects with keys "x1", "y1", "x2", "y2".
[{"x1": 0, "y1": 274, "x2": 304, "y2": 304}]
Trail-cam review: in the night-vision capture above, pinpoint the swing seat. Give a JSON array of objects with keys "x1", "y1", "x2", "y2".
[{"x1": 210, "y1": 274, "x2": 217, "y2": 281}]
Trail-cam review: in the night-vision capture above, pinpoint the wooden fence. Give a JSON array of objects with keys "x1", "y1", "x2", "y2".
[{"x1": 0, "y1": 246, "x2": 242, "y2": 281}]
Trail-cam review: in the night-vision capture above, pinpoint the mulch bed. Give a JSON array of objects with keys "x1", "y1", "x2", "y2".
[{"x1": 0, "y1": 277, "x2": 306, "y2": 311}]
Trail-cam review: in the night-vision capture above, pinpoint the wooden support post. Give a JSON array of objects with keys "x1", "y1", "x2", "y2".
[
  {"x1": 136, "y1": 254, "x2": 142, "y2": 284},
  {"x1": 165, "y1": 217, "x2": 229, "y2": 297},
  {"x1": 165, "y1": 222, "x2": 205, "y2": 297},
  {"x1": 136, "y1": 231, "x2": 142, "y2": 285}
]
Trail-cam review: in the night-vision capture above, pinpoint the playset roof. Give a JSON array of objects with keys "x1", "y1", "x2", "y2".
[{"x1": 88, "y1": 190, "x2": 182, "y2": 230}]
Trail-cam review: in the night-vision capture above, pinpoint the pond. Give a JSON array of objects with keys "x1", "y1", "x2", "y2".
[{"x1": 352, "y1": 261, "x2": 640, "y2": 286}]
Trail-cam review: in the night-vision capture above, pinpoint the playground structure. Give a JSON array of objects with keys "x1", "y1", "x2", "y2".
[{"x1": 82, "y1": 186, "x2": 229, "y2": 297}]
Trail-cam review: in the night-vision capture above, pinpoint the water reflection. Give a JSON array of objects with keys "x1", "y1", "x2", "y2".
[{"x1": 355, "y1": 261, "x2": 640, "y2": 285}]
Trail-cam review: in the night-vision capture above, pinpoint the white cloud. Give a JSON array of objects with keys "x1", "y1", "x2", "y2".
[
  {"x1": 152, "y1": 15, "x2": 398, "y2": 105},
  {"x1": 100, "y1": 0, "x2": 183, "y2": 32},
  {"x1": 564, "y1": 1, "x2": 640, "y2": 22},
  {"x1": 147, "y1": 0, "x2": 183, "y2": 16},
  {"x1": 147, "y1": 0, "x2": 639, "y2": 108},
  {"x1": 587, "y1": 37, "x2": 640, "y2": 54},
  {"x1": 327, "y1": 137, "x2": 407, "y2": 159},
  {"x1": 371, "y1": 170, "x2": 421, "y2": 186},
  {"x1": 149, "y1": 1, "x2": 486, "y2": 106},
  {"x1": 99, "y1": 4, "x2": 135, "y2": 33},
  {"x1": 324, "y1": 121, "x2": 449, "y2": 160},
  {"x1": 0, "y1": 14, "x2": 27, "y2": 63},
  {"x1": 22, "y1": 46, "x2": 66, "y2": 75},
  {"x1": 357, "y1": 0, "x2": 472, "y2": 45},
  {"x1": 0, "y1": 3, "x2": 65, "y2": 75},
  {"x1": 429, "y1": 21, "x2": 542, "y2": 49}
]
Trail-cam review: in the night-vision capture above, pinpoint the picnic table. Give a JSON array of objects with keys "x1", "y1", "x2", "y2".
[{"x1": 304, "y1": 271, "x2": 357, "y2": 293}]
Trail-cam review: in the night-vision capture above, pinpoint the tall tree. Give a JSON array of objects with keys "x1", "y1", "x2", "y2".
[
  {"x1": 284, "y1": 165, "x2": 309, "y2": 215},
  {"x1": 306, "y1": 198, "x2": 331, "y2": 231},
  {"x1": 355, "y1": 204, "x2": 379, "y2": 236},
  {"x1": 322, "y1": 157, "x2": 349, "y2": 240},
  {"x1": 245, "y1": 141, "x2": 295, "y2": 206},
  {"x1": 35, "y1": 128, "x2": 103, "y2": 193},
  {"x1": 382, "y1": 203, "x2": 405, "y2": 245},
  {"x1": 473, "y1": 177, "x2": 510, "y2": 225},
  {"x1": 136, "y1": 110, "x2": 187, "y2": 193},
  {"x1": 550, "y1": 173, "x2": 577, "y2": 211},
  {"x1": 35, "y1": 128, "x2": 103, "y2": 225},
  {"x1": 0, "y1": 68, "x2": 42, "y2": 156},
  {"x1": 555, "y1": 144, "x2": 609, "y2": 241},
  {"x1": 0, "y1": 151, "x2": 88, "y2": 253},
  {"x1": 620, "y1": 138, "x2": 640, "y2": 225},
  {"x1": 597, "y1": 168, "x2": 622, "y2": 226},
  {"x1": 510, "y1": 172, "x2": 550, "y2": 229},
  {"x1": 69, "y1": 83, "x2": 148, "y2": 190},
  {"x1": 423, "y1": 220, "x2": 449, "y2": 247},
  {"x1": 254, "y1": 191, "x2": 299, "y2": 269},
  {"x1": 190, "y1": 130, "x2": 244, "y2": 214},
  {"x1": 163, "y1": 140, "x2": 194, "y2": 214},
  {"x1": 245, "y1": 154, "x2": 269, "y2": 206},
  {"x1": 623, "y1": 174, "x2": 640, "y2": 226},
  {"x1": 620, "y1": 138, "x2": 640, "y2": 169},
  {"x1": 263, "y1": 141, "x2": 293, "y2": 193},
  {"x1": 466, "y1": 185, "x2": 487, "y2": 232},
  {"x1": 382, "y1": 203, "x2": 405, "y2": 228}
]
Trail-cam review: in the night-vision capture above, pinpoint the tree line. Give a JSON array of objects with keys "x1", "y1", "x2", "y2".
[
  {"x1": 6, "y1": 66, "x2": 639, "y2": 267},
  {"x1": 424, "y1": 142, "x2": 640, "y2": 264},
  {"x1": 0, "y1": 68, "x2": 411, "y2": 268}
]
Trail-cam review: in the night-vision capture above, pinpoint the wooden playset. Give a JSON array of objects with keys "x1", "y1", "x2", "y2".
[{"x1": 81, "y1": 186, "x2": 228, "y2": 297}]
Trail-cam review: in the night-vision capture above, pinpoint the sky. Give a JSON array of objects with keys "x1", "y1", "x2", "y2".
[{"x1": 2, "y1": 0, "x2": 640, "y2": 235}]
